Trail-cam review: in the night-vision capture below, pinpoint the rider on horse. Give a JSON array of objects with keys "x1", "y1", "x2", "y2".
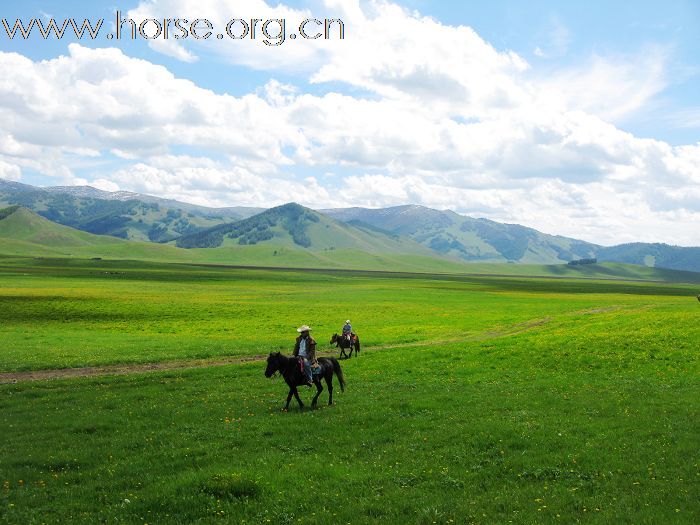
[
  {"x1": 293, "y1": 325, "x2": 316, "y2": 387},
  {"x1": 342, "y1": 320, "x2": 353, "y2": 341}
]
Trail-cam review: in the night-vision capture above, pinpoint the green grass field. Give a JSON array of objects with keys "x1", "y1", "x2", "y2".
[{"x1": 1, "y1": 257, "x2": 698, "y2": 524}]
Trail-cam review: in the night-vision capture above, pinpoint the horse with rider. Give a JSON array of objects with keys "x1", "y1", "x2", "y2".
[
  {"x1": 330, "y1": 319, "x2": 361, "y2": 359},
  {"x1": 265, "y1": 324, "x2": 345, "y2": 410}
]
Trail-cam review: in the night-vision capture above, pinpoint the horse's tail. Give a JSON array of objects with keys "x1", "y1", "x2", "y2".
[
  {"x1": 355, "y1": 337, "x2": 361, "y2": 354},
  {"x1": 331, "y1": 358, "x2": 345, "y2": 392}
]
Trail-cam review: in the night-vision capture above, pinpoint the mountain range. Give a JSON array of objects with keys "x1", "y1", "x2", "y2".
[
  {"x1": 1, "y1": 178, "x2": 699, "y2": 273},
  {"x1": 0, "y1": 179, "x2": 261, "y2": 243}
]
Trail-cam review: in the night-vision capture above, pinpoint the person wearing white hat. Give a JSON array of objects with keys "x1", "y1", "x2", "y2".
[
  {"x1": 342, "y1": 319, "x2": 354, "y2": 343},
  {"x1": 293, "y1": 325, "x2": 316, "y2": 386}
]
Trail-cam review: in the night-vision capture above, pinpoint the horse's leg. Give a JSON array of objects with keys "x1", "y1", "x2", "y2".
[
  {"x1": 292, "y1": 386, "x2": 304, "y2": 409},
  {"x1": 311, "y1": 378, "x2": 323, "y2": 407},
  {"x1": 339, "y1": 346, "x2": 347, "y2": 359},
  {"x1": 284, "y1": 389, "x2": 294, "y2": 411},
  {"x1": 325, "y1": 372, "x2": 334, "y2": 405}
]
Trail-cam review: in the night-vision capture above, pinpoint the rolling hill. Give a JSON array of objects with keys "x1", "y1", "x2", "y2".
[
  {"x1": 0, "y1": 205, "x2": 472, "y2": 273},
  {"x1": 42, "y1": 184, "x2": 263, "y2": 219},
  {"x1": 175, "y1": 202, "x2": 435, "y2": 255},
  {"x1": 323, "y1": 205, "x2": 598, "y2": 263},
  {"x1": 322, "y1": 205, "x2": 700, "y2": 272},
  {"x1": 0, "y1": 179, "x2": 260, "y2": 243},
  {"x1": 596, "y1": 243, "x2": 700, "y2": 272},
  {"x1": 0, "y1": 205, "x2": 198, "y2": 261},
  {"x1": 4, "y1": 204, "x2": 699, "y2": 282},
  {"x1": 2, "y1": 180, "x2": 699, "y2": 272}
]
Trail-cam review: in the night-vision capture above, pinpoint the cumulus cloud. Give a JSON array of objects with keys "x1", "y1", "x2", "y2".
[
  {"x1": 109, "y1": 157, "x2": 330, "y2": 208},
  {"x1": 0, "y1": 0, "x2": 698, "y2": 245},
  {"x1": 91, "y1": 179, "x2": 121, "y2": 192},
  {"x1": 0, "y1": 157, "x2": 22, "y2": 181},
  {"x1": 0, "y1": 44, "x2": 297, "y2": 168}
]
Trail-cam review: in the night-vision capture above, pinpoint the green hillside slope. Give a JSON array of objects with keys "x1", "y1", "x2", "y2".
[
  {"x1": 4, "y1": 180, "x2": 698, "y2": 273},
  {"x1": 0, "y1": 179, "x2": 245, "y2": 242},
  {"x1": 323, "y1": 205, "x2": 598, "y2": 263},
  {"x1": 176, "y1": 203, "x2": 437, "y2": 257},
  {"x1": 2, "y1": 205, "x2": 699, "y2": 282},
  {"x1": 322, "y1": 205, "x2": 700, "y2": 271},
  {"x1": 0, "y1": 206, "x2": 116, "y2": 247},
  {"x1": 597, "y1": 243, "x2": 700, "y2": 272},
  {"x1": 0, "y1": 206, "x2": 465, "y2": 272},
  {"x1": 0, "y1": 206, "x2": 198, "y2": 261}
]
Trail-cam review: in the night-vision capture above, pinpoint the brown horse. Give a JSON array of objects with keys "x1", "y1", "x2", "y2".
[{"x1": 330, "y1": 333, "x2": 361, "y2": 359}]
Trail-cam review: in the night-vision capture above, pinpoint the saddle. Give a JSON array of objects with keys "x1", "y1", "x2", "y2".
[{"x1": 297, "y1": 357, "x2": 321, "y2": 375}]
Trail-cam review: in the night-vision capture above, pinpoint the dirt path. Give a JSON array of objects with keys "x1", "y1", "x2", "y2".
[
  {"x1": 0, "y1": 355, "x2": 266, "y2": 384},
  {"x1": 0, "y1": 317, "x2": 553, "y2": 384}
]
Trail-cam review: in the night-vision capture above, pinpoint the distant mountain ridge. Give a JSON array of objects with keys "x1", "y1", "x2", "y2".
[
  {"x1": 322, "y1": 205, "x2": 598, "y2": 264},
  {"x1": 41, "y1": 183, "x2": 264, "y2": 218},
  {"x1": 0, "y1": 204, "x2": 700, "y2": 283},
  {"x1": 322, "y1": 205, "x2": 700, "y2": 272},
  {"x1": 0, "y1": 205, "x2": 476, "y2": 273},
  {"x1": 44, "y1": 185, "x2": 143, "y2": 201},
  {"x1": 0, "y1": 179, "x2": 261, "y2": 243},
  {"x1": 1, "y1": 179, "x2": 699, "y2": 272},
  {"x1": 175, "y1": 202, "x2": 437, "y2": 259},
  {"x1": 596, "y1": 242, "x2": 700, "y2": 272}
]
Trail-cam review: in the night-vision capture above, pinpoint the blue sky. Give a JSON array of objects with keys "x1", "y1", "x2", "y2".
[{"x1": 1, "y1": 1, "x2": 699, "y2": 245}]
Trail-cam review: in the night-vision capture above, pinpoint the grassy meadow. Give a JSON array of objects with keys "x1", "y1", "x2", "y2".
[{"x1": 0, "y1": 256, "x2": 698, "y2": 523}]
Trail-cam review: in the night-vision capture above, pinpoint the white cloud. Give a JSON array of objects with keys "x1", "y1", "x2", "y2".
[
  {"x1": 148, "y1": 39, "x2": 199, "y2": 63},
  {"x1": 0, "y1": 157, "x2": 22, "y2": 181},
  {"x1": 311, "y1": 1, "x2": 531, "y2": 119},
  {"x1": 0, "y1": 0, "x2": 698, "y2": 245},
  {"x1": 0, "y1": 44, "x2": 297, "y2": 165},
  {"x1": 535, "y1": 46, "x2": 670, "y2": 123},
  {"x1": 109, "y1": 156, "x2": 331, "y2": 208},
  {"x1": 92, "y1": 178, "x2": 120, "y2": 192}
]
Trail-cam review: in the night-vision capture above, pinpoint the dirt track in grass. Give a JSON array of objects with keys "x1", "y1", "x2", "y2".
[{"x1": 0, "y1": 316, "x2": 555, "y2": 384}]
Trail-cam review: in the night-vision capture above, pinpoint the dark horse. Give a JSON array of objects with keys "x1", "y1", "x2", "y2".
[
  {"x1": 330, "y1": 333, "x2": 361, "y2": 359},
  {"x1": 264, "y1": 352, "x2": 345, "y2": 410}
]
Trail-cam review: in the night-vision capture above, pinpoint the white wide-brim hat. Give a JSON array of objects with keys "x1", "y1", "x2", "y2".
[
  {"x1": 345, "y1": 320, "x2": 351, "y2": 323},
  {"x1": 297, "y1": 325, "x2": 312, "y2": 332}
]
